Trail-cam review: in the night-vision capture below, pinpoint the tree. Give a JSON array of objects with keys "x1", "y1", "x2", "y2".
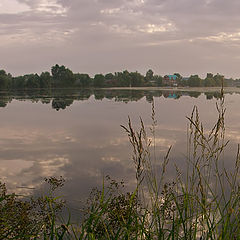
[
  {"x1": 25, "y1": 74, "x2": 40, "y2": 88},
  {"x1": 122, "y1": 70, "x2": 131, "y2": 87},
  {"x1": 153, "y1": 75, "x2": 163, "y2": 87},
  {"x1": 93, "y1": 74, "x2": 105, "y2": 87},
  {"x1": 174, "y1": 73, "x2": 183, "y2": 86},
  {"x1": 13, "y1": 76, "x2": 26, "y2": 88},
  {"x1": 0, "y1": 70, "x2": 12, "y2": 89},
  {"x1": 145, "y1": 69, "x2": 154, "y2": 85},
  {"x1": 105, "y1": 73, "x2": 114, "y2": 80},
  {"x1": 188, "y1": 75, "x2": 202, "y2": 87},
  {"x1": 213, "y1": 73, "x2": 224, "y2": 87},
  {"x1": 204, "y1": 73, "x2": 215, "y2": 87},
  {"x1": 129, "y1": 72, "x2": 144, "y2": 87},
  {"x1": 74, "y1": 73, "x2": 92, "y2": 88},
  {"x1": 51, "y1": 64, "x2": 75, "y2": 87},
  {"x1": 114, "y1": 71, "x2": 131, "y2": 87},
  {"x1": 40, "y1": 72, "x2": 52, "y2": 88},
  {"x1": 104, "y1": 73, "x2": 116, "y2": 87}
]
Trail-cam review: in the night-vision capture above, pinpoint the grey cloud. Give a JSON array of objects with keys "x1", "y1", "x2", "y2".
[
  {"x1": 7, "y1": 0, "x2": 240, "y2": 39},
  {"x1": 1, "y1": 0, "x2": 240, "y2": 77},
  {"x1": 7, "y1": 0, "x2": 239, "y2": 41}
]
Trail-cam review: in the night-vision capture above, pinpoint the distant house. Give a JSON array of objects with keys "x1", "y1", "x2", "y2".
[{"x1": 163, "y1": 75, "x2": 177, "y2": 86}]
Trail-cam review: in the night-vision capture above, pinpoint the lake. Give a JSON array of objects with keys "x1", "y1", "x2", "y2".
[{"x1": 0, "y1": 88, "x2": 239, "y2": 216}]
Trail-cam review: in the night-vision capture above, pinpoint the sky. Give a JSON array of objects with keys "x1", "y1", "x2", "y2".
[{"x1": 1, "y1": 0, "x2": 240, "y2": 78}]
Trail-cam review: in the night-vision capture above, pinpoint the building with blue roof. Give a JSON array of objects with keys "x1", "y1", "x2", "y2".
[{"x1": 163, "y1": 74, "x2": 178, "y2": 86}]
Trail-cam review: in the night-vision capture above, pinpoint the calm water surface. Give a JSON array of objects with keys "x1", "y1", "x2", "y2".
[{"x1": 0, "y1": 89, "x2": 239, "y2": 214}]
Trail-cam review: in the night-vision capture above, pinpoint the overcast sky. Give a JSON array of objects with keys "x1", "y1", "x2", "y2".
[{"x1": 1, "y1": 0, "x2": 240, "y2": 78}]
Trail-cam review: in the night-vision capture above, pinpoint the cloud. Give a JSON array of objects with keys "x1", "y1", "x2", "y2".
[
  {"x1": 137, "y1": 23, "x2": 176, "y2": 34},
  {"x1": 191, "y1": 31, "x2": 240, "y2": 47},
  {"x1": 2, "y1": 0, "x2": 240, "y2": 41},
  {"x1": 35, "y1": 0, "x2": 68, "y2": 15},
  {"x1": 16, "y1": 0, "x2": 67, "y2": 15},
  {"x1": 1, "y1": 0, "x2": 240, "y2": 77},
  {"x1": 100, "y1": 7, "x2": 121, "y2": 15},
  {"x1": 0, "y1": 0, "x2": 30, "y2": 14}
]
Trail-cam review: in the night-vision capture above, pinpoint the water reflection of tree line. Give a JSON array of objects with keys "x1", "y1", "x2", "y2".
[{"x1": 0, "y1": 89, "x2": 233, "y2": 110}]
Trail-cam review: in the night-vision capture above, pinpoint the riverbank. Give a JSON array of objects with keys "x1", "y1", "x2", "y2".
[{"x1": 106, "y1": 86, "x2": 240, "y2": 93}]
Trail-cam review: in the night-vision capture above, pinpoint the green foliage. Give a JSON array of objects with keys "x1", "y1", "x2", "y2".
[
  {"x1": 13, "y1": 76, "x2": 26, "y2": 88},
  {"x1": 174, "y1": 73, "x2": 183, "y2": 85},
  {"x1": 129, "y1": 71, "x2": 144, "y2": 87},
  {"x1": 110, "y1": 70, "x2": 145, "y2": 87},
  {"x1": 40, "y1": 72, "x2": 52, "y2": 88},
  {"x1": 51, "y1": 64, "x2": 75, "y2": 87},
  {"x1": 79, "y1": 91, "x2": 240, "y2": 239},
  {"x1": 114, "y1": 71, "x2": 130, "y2": 87},
  {"x1": 153, "y1": 75, "x2": 163, "y2": 86},
  {"x1": 25, "y1": 74, "x2": 41, "y2": 88},
  {"x1": 204, "y1": 73, "x2": 215, "y2": 87},
  {"x1": 145, "y1": 69, "x2": 154, "y2": 84},
  {"x1": 0, "y1": 66, "x2": 234, "y2": 89},
  {"x1": 74, "y1": 73, "x2": 92, "y2": 88},
  {"x1": 93, "y1": 74, "x2": 105, "y2": 87},
  {"x1": 0, "y1": 70, "x2": 12, "y2": 89},
  {"x1": 204, "y1": 73, "x2": 225, "y2": 87},
  {"x1": 12, "y1": 74, "x2": 41, "y2": 89},
  {"x1": 0, "y1": 177, "x2": 65, "y2": 239},
  {"x1": 0, "y1": 182, "x2": 40, "y2": 239},
  {"x1": 80, "y1": 176, "x2": 140, "y2": 239},
  {"x1": 188, "y1": 74, "x2": 202, "y2": 87},
  {"x1": 104, "y1": 73, "x2": 114, "y2": 80},
  {"x1": 213, "y1": 73, "x2": 224, "y2": 86}
]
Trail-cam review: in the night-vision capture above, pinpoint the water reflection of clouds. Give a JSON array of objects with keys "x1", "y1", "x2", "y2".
[
  {"x1": 0, "y1": 91, "x2": 239, "y2": 213},
  {"x1": 226, "y1": 130, "x2": 240, "y2": 142},
  {"x1": 101, "y1": 156, "x2": 121, "y2": 163},
  {"x1": 0, "y1": 160, "x2": 33, "y2": 182},
  {"x1": 0, "y1": 156, "x2": 71, "y2": 195}
]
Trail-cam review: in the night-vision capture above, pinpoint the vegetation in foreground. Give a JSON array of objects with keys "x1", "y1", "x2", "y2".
[{"x1": 0, "y1": 90, "x2": 240, "y2": 239}]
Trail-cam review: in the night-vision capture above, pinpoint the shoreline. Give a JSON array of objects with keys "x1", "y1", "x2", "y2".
[
  {"x1": 1, "y1": 86, "x2": 240, "y2": 94},
  {"x1": 104, "y1": 86, "x2": 240, "y2": 93}
]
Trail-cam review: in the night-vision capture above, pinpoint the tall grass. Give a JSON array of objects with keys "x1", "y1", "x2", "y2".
[
  {"x1": 77, "y1": 89, "x2": 239, "y2": 239},
  {"x1": 0, "y1": 89, "x2": 239, "y2": 239}
]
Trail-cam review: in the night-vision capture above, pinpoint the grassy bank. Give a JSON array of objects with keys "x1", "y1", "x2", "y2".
[{"x1": 0, "y1": 91, "x2": 239, "y2": 239}]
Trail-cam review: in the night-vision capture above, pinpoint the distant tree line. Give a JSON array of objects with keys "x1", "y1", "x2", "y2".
[
  {"x1": 184, "y1": 73, "x2": 225, "y2": 87},
  {"x1": 0, "y1": 64, "x2": 239, "y2": 89}
]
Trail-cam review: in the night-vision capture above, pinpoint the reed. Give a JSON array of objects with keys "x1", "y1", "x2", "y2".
[{"x1": 78, "y1": 88, "x2": 239, "y2": 239}]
